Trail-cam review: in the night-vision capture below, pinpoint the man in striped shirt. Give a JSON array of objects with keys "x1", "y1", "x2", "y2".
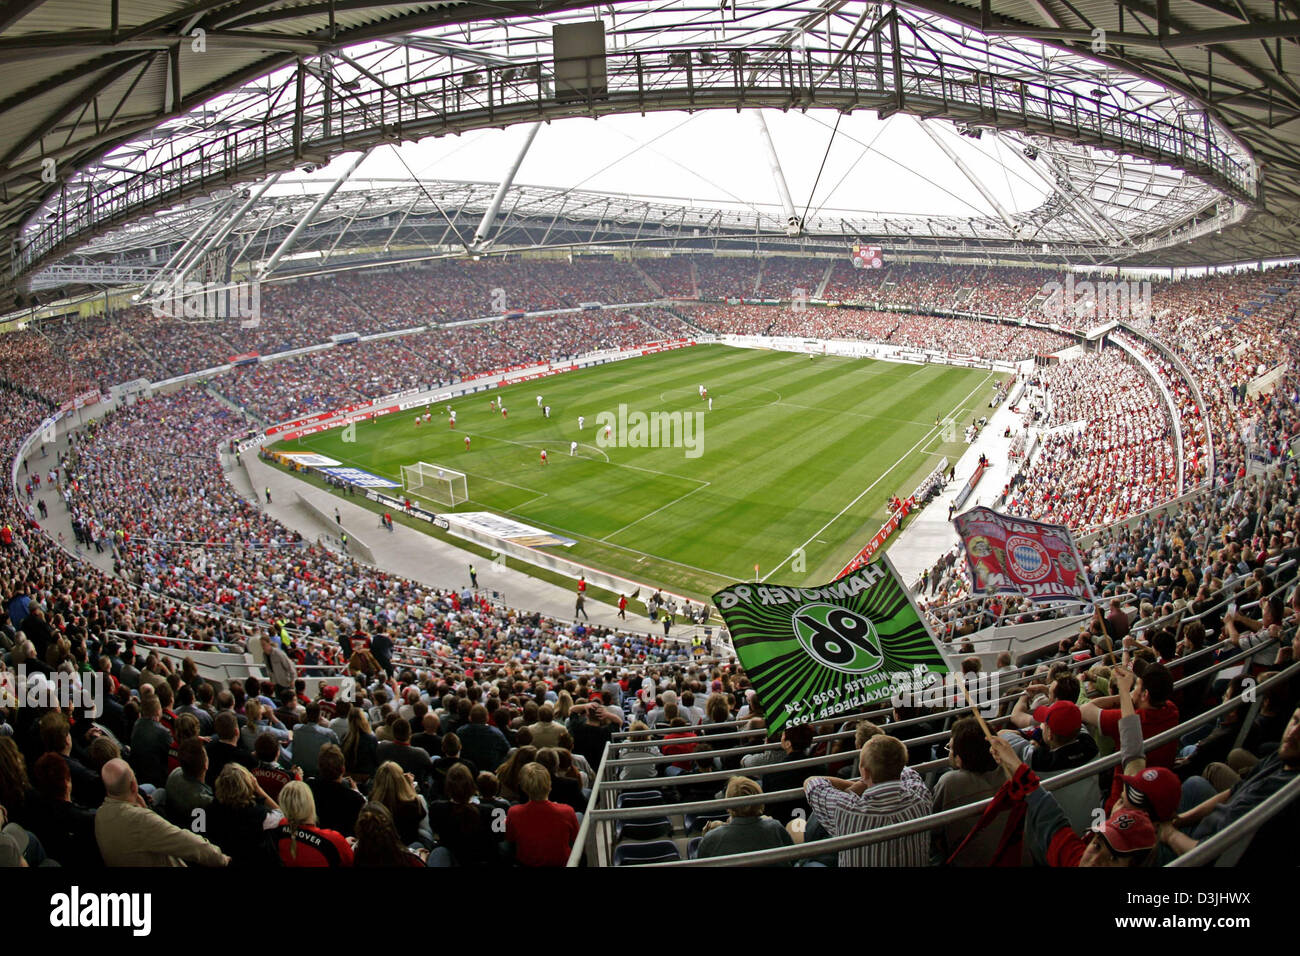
[{"x1": 804, "y1": 734, "x2": 932, "y2": 866}]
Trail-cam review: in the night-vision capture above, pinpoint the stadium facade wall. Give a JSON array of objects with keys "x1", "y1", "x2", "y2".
[{"x1": 292, "y1": 490, "x2": 378, "y2": 564}]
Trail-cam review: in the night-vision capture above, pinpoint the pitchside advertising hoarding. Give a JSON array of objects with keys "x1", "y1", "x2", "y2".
[
  {"x1": 836, "y1": 457, "x2": 948, "y2": 578},
  {"x1": 714, "y1": 556, "x2": 953, "y2": 736},
  {"x1": 262, "y1": 341, "x2": 698, "y2": 443},
  {"x1": 953, "y1": 506, "x2": 1094, "y2": 603}
]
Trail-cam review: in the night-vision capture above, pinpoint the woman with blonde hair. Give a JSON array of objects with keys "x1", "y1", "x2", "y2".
[
  {"x1": 208, "y1": 763, "x2": 282, "y2": 867},
  {"x1": 239, "y1": 700, "x2": 264, "y2": 752},
  {"x1": 554, "y1": 690, "x2": 573, "y2": 722},
  {"x1": 369, "y1": 760, "x2": 433, "y2": 848},
  {"x1": 272, "y1": 780, "x2": 353, "y2": 867}
]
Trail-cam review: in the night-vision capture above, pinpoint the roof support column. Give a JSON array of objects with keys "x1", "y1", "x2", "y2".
[
  {"x1": 472, "y1": 121, "x2": 541, "y2": 251},
  {"x1": 139, "y1": 192, "x2": 241, "y2": 299},
  {"x1": 258, "y1": 149, "x2": 369, "y2": 279},
  {"x1": 171, "y1": 173, "x2": 283, "y2": 288},
  {"x1": 919, "y1": 121, "x2": 1020, "y2": 236},
  {"x1": 751, "y1": 110, "x2": 801, "y2": 236}
]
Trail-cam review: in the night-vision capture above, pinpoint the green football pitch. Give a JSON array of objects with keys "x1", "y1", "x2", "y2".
[{"x1": 272, "y1": 344, "x2": 1002, "y2": 601}]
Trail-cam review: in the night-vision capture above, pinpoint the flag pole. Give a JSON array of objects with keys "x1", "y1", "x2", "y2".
[{"x1": 954, "y1": 670, "x2": 1011, "y2": 779}]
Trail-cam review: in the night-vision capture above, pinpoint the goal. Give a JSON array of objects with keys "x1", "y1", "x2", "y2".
[{"x1": 401, "y1": 462, "x2": 468, "y2": 507}]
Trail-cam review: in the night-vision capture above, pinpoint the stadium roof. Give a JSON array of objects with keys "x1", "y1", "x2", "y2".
[{"x1": 2, "y1": 1, "x2": 1299, "y2": 311}]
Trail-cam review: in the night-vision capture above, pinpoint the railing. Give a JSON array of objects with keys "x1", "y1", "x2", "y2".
[
  {"x1": 16, "y1": 31, "x2": 1254, "y2": 281},
  {"x1": 572, "y1": 654, "x2": 1299, "y2": 866},
  {"x1": 1118, "y1": 321, "x2": 1217, "y2": 482},
  {"x1": 1168, "y1": 773, "x2": 1300, "y2": 867}
]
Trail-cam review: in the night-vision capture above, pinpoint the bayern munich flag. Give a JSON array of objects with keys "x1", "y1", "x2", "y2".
[{"x1": 953, "y1": 506, "x2": 1094, "y2": 604}]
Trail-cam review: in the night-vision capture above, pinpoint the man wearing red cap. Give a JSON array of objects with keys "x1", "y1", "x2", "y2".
[
  {"x1": 998, "y1": 697, "x2": 1099, "y2": 834},
  {"x1": 1103, "y1": 665, "x2": 1183, "y2": 821},
  {"x1": 989, "y1": 736, "x2": 1158, "y2": 867},
  {"x1": 1081, "y1": 661, "x2": 1180, "y2": 768}
]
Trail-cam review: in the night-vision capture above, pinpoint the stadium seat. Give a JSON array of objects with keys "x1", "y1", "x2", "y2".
[
  {"x1": 613, "y1": 840, "x2": 681, "y2": 866},
  {"x1": 685, "y1": 811, "x2": 728, "y2": 834},
  {"x1": 616, "y1": 790, "x2": 664, "y2": 809},
  {"x1": 616, "y1": 816, "x2": 673, "y2": 841},
  {"x1": 687, "y1": 837, "x2": 703, "y2": 860}
]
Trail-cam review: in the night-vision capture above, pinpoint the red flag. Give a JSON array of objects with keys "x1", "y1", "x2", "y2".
[{"x1": 946, "y1": 766, "x2": 1032, "y2": 866}]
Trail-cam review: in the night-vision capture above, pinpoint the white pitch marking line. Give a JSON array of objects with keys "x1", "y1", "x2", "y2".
[
  {"x1": 601, "y1": 482, "x2": 712, "y2": 542},
  {"x1": 762, "y1": 370, "x2": 994, "y2": 581}
]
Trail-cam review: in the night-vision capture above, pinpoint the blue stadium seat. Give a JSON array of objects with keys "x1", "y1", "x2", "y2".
[
  {"x1": 685, "y1": 811, "x2": 728, "y2": 834},
  {"x1": 614, "y1": 840, "x2": 681, "y2": 866},
  {"x1": 687, "y1": 837, "x2": 703, "y2": 860},
  {"x1": 616, "y1": 816, "x2": 672, "y2": 841},
  {"x1": 616, "y1": 790, "x2": 664, "y2": 809}
]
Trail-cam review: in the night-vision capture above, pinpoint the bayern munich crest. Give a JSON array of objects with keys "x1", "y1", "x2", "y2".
[{"x1": 1005, "y1": 534, "x2": 1052, "y2": 583}]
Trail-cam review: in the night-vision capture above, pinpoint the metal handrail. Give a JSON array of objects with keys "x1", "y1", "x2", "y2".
[
  {"x1": 595, "y1": 634, "x2": 1272, "y2": 806},
  {"x1": 629, "y1": 657, "x2": 1300, "y2": 866},
  {"x1": 111, "y1": 630, "x2": 247, "y2": 652},
  {"x1": 598, "y1": 637, "x2": 1273, "y2": 812},
  {"x1": 567, "y1": 737, "x2": 611, "y2": 868},
  {"x1": 587, "y1": 634, "x2": 1279, "y2": 822},
  {"x1": 608, "y1": 622, "x2": 1252, "y2": 759},
  {"x1": 1167, "y1": 773, "x2": 1300, "y2": 867}
]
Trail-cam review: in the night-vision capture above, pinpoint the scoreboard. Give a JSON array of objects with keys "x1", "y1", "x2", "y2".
[{"x1": 851, "y1": 244, "x2": 883, "y2": 269}]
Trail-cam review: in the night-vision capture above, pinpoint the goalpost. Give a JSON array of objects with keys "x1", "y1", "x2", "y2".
[{"x1": 401, "y1": 462, "x2": 468, "y2": 507}]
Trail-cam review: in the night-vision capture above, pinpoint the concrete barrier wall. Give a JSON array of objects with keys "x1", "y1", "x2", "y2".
[
  {"x1": 1247, "y1": 361, "x2": 1289, "y2": 400},
  {"x1": 294, "y1": 491, "x2": 377, "y2": 564}
]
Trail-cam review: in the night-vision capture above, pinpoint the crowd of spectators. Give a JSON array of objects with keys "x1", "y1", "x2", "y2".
[
  {"x1": 686, "y1": 303, "x2": 1073, "y2": 360},
  {"x1": 693, "y1": 257, "x2": 761, "y2": 300},
  {"x1": 637, "y1": 258, "x2": 696, "y2": 297},
  {"x1": 0, "y1": 378, "x2": 710, "y2": 867},
  {"x1": 5, "y1": 257, "x2": 1300, "y2": 868},
  {"x1": 1005, "y1": 354, "x2": 1178, "y2": 532},
  {"x1": 0, "y1": 327, "x2": 99, "y2": 405},
  {"x1": 754, "y1": 256, "x2": 830, "y2": 300}
]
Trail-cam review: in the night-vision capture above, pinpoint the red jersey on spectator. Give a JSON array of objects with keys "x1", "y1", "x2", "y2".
[
  {"x1": 662, "y1": 730, "x2": 699, "y2": 770},
  {"x1": 506, "y1": 800, "x2": 579, "y2": 867},
  {"x1": 273, "y1": 823, "x2": 354, "y2": 867},
  {"x1": 1098, "y1": 701, "x2": 1180, "y2": 768}
]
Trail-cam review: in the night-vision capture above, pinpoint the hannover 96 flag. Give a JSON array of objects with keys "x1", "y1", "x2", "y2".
[
  {"x1": 953, "y1": 506, "x2": 1093, "y2": 603},
  {"x1": 713, "y1": 556, "x2": 949, "y2": 737}
]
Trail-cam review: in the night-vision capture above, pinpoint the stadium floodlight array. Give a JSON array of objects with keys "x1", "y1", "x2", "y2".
[{"x1": 401, "y1": 461, "x2": 468, "y2": 507}]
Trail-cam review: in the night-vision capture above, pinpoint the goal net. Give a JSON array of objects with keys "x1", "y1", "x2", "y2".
[{"x1": 401, "y1": 462, "x2": 468, "y2": 507}]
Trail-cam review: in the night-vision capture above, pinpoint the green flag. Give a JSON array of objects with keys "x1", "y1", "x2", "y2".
[{"x1": 713, "y1": 555, "x2": 949, "y2": 737}]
